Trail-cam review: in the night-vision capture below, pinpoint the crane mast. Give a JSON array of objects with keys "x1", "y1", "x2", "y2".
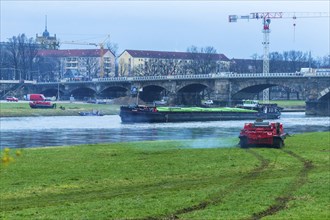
[
  {"x1": 228, "y1": 11, "x2": 329, "y2": 103},
  {"x1": 261, "y1": 16, "x2": 271, "y2": 102}
]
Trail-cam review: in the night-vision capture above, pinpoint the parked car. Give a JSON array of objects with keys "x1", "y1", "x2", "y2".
[
  {"x1": 153, "y1": 100, "x2": 167, "y2": 106},
  {"x1": 6, "y1": 96, "x2": 18, "y2": 102},
  {"x1": 153, "y1": 97, "x2": 168, "y2": 106},
  {"x1": 96, "y1": 99, "x2": 107, "y2": 104},
  {"x1": 203, "y1": 100, "x2": 214, "y2": 105},
  {"x1": 45, "y1": 96, "x2": 57, "y2": 101},
  {"x1": 86, "y1": 99, "x2": 107, "y2": 104}
]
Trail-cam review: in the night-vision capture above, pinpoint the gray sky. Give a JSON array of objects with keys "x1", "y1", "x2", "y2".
[{"x1": 1, "y1": 0, "x2": 329, "y2": 58}]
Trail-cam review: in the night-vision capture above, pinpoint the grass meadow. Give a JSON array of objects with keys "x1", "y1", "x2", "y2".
[
  {"x1": 1, "y1": 132, "x2": 329, "y2": 219},
  {"x1": 0, "y1": 102, "x2": 120, "y2": 117},
  {"x1": 0, "y1": 100, "x2": 305, "y2": 117}
]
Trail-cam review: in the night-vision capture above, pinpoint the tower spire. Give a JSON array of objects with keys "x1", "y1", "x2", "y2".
[
  {"x1": 37, "y1": 15, "x2": 58, "y2": 49},
  {"x1": 45, "y1": 15, "x2": 47, "y2": 31}
]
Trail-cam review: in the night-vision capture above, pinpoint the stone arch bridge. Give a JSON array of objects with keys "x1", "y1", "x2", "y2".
[{"x1": 12, "y1": 72, "x2": 330, "y2": 116}]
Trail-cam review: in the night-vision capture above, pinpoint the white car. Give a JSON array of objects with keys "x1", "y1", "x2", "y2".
[
  {"x1": 153, "y1": 100, "x2": 167, "y2": 106},
  {"x1": 203, "y1": 100, "x2": 213, "y2": 105}
]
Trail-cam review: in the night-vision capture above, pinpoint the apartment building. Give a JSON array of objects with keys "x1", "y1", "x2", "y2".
[
  {"x1": 118, "y1": 49, "x2": 230, "y2": 76},
  {"x1": 37, "y1": 49, "x2": 115, "y2": 79}
]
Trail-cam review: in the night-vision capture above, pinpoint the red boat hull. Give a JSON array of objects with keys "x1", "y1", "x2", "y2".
[{"x1": 29, "y1": 101, "x2": 56, "y2": 109}]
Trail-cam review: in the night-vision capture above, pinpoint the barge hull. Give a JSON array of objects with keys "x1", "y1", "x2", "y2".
[{"x1": 120, "y1": 108, "x2": 280, "y2": 123}]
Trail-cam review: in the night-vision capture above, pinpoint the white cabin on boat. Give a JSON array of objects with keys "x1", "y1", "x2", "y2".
[{"x1": 242, "y1": 100, "x2": 259, "y2": 108}]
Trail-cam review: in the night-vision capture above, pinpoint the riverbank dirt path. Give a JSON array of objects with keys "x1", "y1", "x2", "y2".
[
  {"x1": 139, "y1": 148, "x2": 312, "y2": 220},
  {"x1": 248, "y1": 149, "x2": 313, "y2": 220},
  {"x1": 140, "y1": 149, "x2": 270, "y2": 220}
]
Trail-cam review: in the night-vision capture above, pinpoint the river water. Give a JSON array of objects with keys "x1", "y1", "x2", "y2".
[{"x1": 0, "y1": 112, "x2": 329, "y2": 149}]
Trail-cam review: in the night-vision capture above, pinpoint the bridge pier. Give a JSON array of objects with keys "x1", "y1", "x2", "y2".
[
  {"x1": 306, "y1": 100, "x2": 330, "y2": 116},
  {"x1": 213, "y1": 79, "x2": 231, "y2": 104}
]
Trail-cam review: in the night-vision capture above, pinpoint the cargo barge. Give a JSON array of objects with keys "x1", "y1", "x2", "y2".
[{"x1": 119, "y1": 102, "x2": 281, "y2": 123}]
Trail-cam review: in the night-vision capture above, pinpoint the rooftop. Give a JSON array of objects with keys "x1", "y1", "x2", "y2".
[{"x1": 124, "y1": 49, "x2": 230, "y2": 61}]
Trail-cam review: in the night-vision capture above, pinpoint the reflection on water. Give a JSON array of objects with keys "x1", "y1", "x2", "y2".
[{"x1": 1, "y1": 113, "x2": 329, "y2": 149}]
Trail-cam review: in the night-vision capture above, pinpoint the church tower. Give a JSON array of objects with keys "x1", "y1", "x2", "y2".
[{"x1": 36, "y1": 16, "x2": 59, "y2": 49}]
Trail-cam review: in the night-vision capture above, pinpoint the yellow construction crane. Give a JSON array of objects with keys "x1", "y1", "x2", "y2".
[
  {"x1": 228, "y1": 12, "x2": 329, "y2": 102},
  {"x1": 61, "y1": 41, "x2": 98, "y2": 47}
]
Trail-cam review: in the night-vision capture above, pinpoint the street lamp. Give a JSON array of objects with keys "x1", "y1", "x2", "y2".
[{"x1": 57, "y1": 77, "x2": 60, "y2": 101}]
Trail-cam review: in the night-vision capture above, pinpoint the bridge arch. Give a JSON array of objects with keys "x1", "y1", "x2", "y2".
[
  {"x1": 232, "y1": 82, "x2": 276, "y2": 100},
  {"x1": 139, "y1": 85, "x2": 168, "y2": 103},
  {"x1": 232, "y1": 81, "x2": 303, "y2": 101},
  {"x1": 99, "y1": 86, "x2": 128, "y2": 99},
  {"x1": 177, "y1": 83, "x2": 211, "y2": 105},
  {"x1": 69, "y1": 87, "x2": 96, "y2": 100},
  {"x1": 177, "y1": 82, "x2": 210, "y2": 93},
  {"x1": 40, "y1": 88, "x2": 62, "y2": 99}
]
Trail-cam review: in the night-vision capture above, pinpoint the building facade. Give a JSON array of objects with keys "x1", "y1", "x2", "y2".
[
  {"x1": 37, "y1": 49, "x2": 116, "y2": 80},
  {"x1": 118, "y1": 49, "x2": 230, "y2": 76}
]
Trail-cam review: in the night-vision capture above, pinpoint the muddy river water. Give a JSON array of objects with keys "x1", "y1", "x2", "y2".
[{"x1": 0, "y1": 112, "x2": 329, "y2": 149}]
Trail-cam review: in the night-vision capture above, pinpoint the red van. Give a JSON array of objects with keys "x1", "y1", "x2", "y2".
[{"x1": 25, "y1": 94, "x2": 46, "y2": 101}]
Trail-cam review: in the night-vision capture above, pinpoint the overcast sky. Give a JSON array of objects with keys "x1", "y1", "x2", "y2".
[{"x1": 1, "y1": 0, "x2": 329, "y2": 58}]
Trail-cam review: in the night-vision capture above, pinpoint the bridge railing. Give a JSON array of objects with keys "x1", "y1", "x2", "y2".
[
  {"x1": 0, "y1": 80, "x2": 37, "y2": 84},
  {"x1": 227, "y1": 72, "x2": 306, "y2": 78},
  {"x1": 315, "y1": 71, "x2": 330, "y2": 77},
  {"x1": 92, "y1": 77, "x2": 128, "y2": 82},
  {"x1": 34, "y1": 71, "x2": 330, "y2": 85}
]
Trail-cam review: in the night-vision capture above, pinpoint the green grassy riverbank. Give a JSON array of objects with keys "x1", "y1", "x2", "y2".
[
  {"x1": 0, "y1": 102, "x2": 120, "y2": 117},
  {"x1": 0, "y1": 100, "x2": 305, "y2": 117},
  {"x1": 262, "y1": 100, "x2": 306, "y2": 110},
  {"x1": 1, "y1": 132, "x2": 329, "y2": 219}
]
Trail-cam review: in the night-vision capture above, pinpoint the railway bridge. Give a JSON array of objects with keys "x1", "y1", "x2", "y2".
[{"x1": 2, "y1": 72, "x2": 330, "y2": 116}]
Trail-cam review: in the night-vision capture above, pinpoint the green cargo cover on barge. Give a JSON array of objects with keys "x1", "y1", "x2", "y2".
[
  {"x1": 156, "y1": 107, "x2": 258, "y2": 113},
  {"x1": 119, "y1": 104, "x2": 281, "y2": 123}
]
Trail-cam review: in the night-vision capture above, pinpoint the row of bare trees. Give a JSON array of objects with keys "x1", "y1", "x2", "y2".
[
  {"x1": 230, "y1": 51, "x2": 329, "y2": 73},
  {"x1": 132, "y1": 46, "x2": 227, "y2": 76}
]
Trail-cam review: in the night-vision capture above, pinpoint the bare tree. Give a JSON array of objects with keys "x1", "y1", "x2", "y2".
[
  {"x1": 0, "y1": 43, "x2": 13, "y2": 79},
  {"x1": 35, "y1": 56, "x2": 60, "y2": 81},
  {"x1": 319, "y1": 55, "x2": 330, "y2": 67},
  {"x1": 142, "y1": 58, "x2": 161, "y2": 76},
  {"x1": 106, "y1": 41, "x2": 119, "y2": 76},
  {"x1": 186, "y1": 45, "x2": 218, "y2": 74},
  {"x1": 7, "y1": 36, "x2": 20, "y2": 79},
  {"x1": 83, "y1": 57, "x2": 99, "y2": 79},
  {"x1": 133, "y1": 58, "x2": 183, "y2": 76},
  {"x1": 118, "y1": 59, "x2": 128, "y2": 76},
  {"x1": 26, "y1": 39, "x2": 39, "y2": 80},
  {"x1": 6, "y1": 34, "x2": 38, "y2": 80}
]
